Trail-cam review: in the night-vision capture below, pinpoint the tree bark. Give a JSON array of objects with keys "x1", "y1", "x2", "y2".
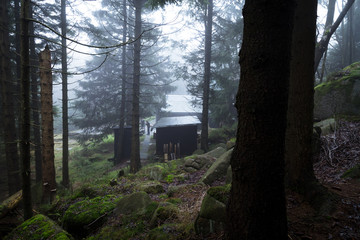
[
  {"x1": 200, "y1": 0, "x2": 213, "y2": 152},
  {"x1": 0, "y1": 0, "x2": 21, "y2": 196},
  {"x1": 61, "y1": 0, "x2": 69, "y2": 188},
  {"x1": 39, "y1": 46, "x2": 56, "y2": 203},
  {"x1": 285, "y1": 0, "x2": 318, "y2": 194},
  {"x1": 115, "y1": 0, "x2": 128, "y2": 165},
  {"x1": 20, "y1": 0, "x2": 32, "y2": 220},
  {"x1": 314, "y1": 0, "x2": 355, "y2": 71},
  {"x1": 130, "y1": 0, "x2": 145, "y2": 173},
  {"x1": 29, "y1": 2, "x2": 42, "y2": 184},
  {"x1": 226, "y1": 0, "x2": 295, "y2": 239}
]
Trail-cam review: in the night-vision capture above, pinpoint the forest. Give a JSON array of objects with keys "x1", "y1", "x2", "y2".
[{"x1": 1, "y1": 0, "x2": 360, "y2": 239}]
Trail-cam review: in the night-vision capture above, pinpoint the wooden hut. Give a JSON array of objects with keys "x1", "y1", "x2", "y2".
[{"x1": 153, "y1": 116, "x2": 201, "y2": 158}]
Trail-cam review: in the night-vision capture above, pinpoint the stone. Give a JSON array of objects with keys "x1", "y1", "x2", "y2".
[
  {"x1": 115, "y1": 191, "x2": 152, "y2": 215},
  {"x1": 204, "y1": 147, "x2": 226, "y2": 158},
  {"x1": 4, "y1": 214, "x2": 73, "y2": 240},
  {"x1": 314, "y1": 118, "x2": 336, "y2": 136},
  {"x1": 184, "y1": 155, "x2": 215, "y2": 172},
  {"x1": 200, "y1": 149, "x2": 232, "y2": 185},
  {"x1": 139, "y1": 181, "x2": 165, "y2": 194},
  {"x1": 314, "y1": 62, "x2": 360, "y2": 119},
  {"x1": 62, "y1": 195, "x2": 118, "y2": 238},
  {"x1": 150, "y1": 202, "x2": 179, "y2": 227},
  {"x1": 194, "y1": 185, "x2": 230, "y2": 235}
]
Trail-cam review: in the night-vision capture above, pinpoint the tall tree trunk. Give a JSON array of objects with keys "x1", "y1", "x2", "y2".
[
  {"x1": 347, "y1": 4, "x2": 354, "y2": 65},
  {"x1": 20, "y1": 0, "x2": 32, "y2": 220},
  {"x1": 314, "y1": 0, "x2": 355, "y2": 71},
  {"x1": 15, "y1": 0, "x2": 21, "y2": 102},
  {"x1": 226, "y1": 0, "x2": 295, "y2": 239},
  {"x1": 29, "y1": 2, "x2": 42, "y2": 184},
  {"x1": 61, "y1": 0, "x2": 69, "y2": 188},
  {"x1": 200, "y1": 0, "x2": 213, "y2": 152},
  {"x1": 40, "y1": 46, "x2": 56, "y2": 203},
  {"x1": 130, "y1": 0, "x2": 145, "y2": 173},
  {"x1": 115, "y1": 0, "x2": 128, "y2": 165},
  {"x1": 318, "y1": 0, "x2": 336, "y2": 83},
  {"x1": 285, "y1": 0, "x2": 318, "y2": 195},
  {"x1": 0, "y1": 0, "x2": 20, "y2": 196}
]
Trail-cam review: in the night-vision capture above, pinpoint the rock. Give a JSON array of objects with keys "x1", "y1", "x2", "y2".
[
  {"x1": 226, "y1": 166, "x2": 232, "y2": 184},
  {"x1": 200, "y1": 149, "x2": 232, "y2": 185},
  {"x1": 138, "y1": 181, "x2": 165, "y2": 194},
  {"x1": 314, "y1": 118, "x2": 336, "y2": 136},
  {"x1": 150, "y1": 202, "x2": 179, "y2": 227},
  {"x1": 184, "y1": 155, "x2": 215, "y2": 173},
  {"x1": 226, "y1": 139, "x2": 236, "y2": 150},
  {"x1": 204, "y1": 147, "x2": 226, "y2": 158},
  {"x1": 194, "y1": 185, "x2": 230, "y2": 235},
  {"x1": 115, "y1": 191, "x2": 152, "y2": 215},
  {"x1": 314, "y1": 62, "x2": 360, "y2": 119},
  {"x1": 146, "y1": 224, "x2": 179, "y2": 240},
  {"x1": 4, "y1": 214, "x2": 73, "y2": 240},
  {"x1": 62, "y1": 195, "x2": 118, "y2": 237}
]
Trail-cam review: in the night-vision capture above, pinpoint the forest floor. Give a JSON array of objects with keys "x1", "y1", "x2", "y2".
[
  {"x1": 287, "y1": 120, "x2": 360, "y2": 240},
  {"x1": 2, "y1": 121, "x2": 360, "y2": 240}
]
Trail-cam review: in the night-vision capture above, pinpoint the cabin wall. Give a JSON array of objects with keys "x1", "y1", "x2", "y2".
[{"x1": 156, "y1": 125, "x2": 198, "y2": 156}]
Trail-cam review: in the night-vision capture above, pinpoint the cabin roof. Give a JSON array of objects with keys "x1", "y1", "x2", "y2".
[
  {"x1": 161, "y1": 95, "x2": 201, "y2": 114},
  {"x1": 153, "y1": 116, "x2": 201, "y2": 128}
]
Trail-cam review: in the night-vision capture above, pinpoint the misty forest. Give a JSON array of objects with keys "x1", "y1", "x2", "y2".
[{"x1": 1, "y1": 0, "x2": 360, "y2": 239}]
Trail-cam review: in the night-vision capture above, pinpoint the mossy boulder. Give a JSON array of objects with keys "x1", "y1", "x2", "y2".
[
  {"x1": 314, "y1": 118, "x2": 336, "y2": 136},
  {"x1": 115, "y1": 191, "x2": 152, "y2": 215},
  {"x1": 204, "y1": 146, "x2": 226, "y2": 158},
  {"x1": 146, "y1": 224, "x2": 182, "y2": 240},
  {"x1": 62, "y1": 195, "x2": 118, "y2": 237},
  {"x1": 138, "y1": 181, "x2": 165, "y2": 194},
  {"x1": 200, "y1": 149, "x2": 233, "y2": 185},
  {"x1": 314, "y1": 62, "x2": 360, "y2": 119},
  {"x1": 5, "y1": 214, "x2": 73, "y2": 240},
  {"x1": 184, "y1": 155, "x2": 215, "y2": 173},
  {"x1": 194, "y1": 185, "x2": 230, "y2": 235},
  {"x1": 150, "y1": 202, "x2": 179, "y2": 227}
]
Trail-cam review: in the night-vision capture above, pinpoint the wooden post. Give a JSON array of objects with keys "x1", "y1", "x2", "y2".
[{"x1": 39, "y1": 46, "x2": 56, "y2": 203}]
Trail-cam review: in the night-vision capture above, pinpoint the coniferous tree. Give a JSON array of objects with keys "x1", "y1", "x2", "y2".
[
  {"x1": 61, "y1": 0, "x2": 70, "y2": 188},
  {"x1": 20, "y1": 0, "x2": 33, "y2": 220},
  {"x1": 200, "y1": 0, "x2": 213, "y2": 152},
  {"x1": 0, "y1": 0, "x2": 21, "y2": 196}
]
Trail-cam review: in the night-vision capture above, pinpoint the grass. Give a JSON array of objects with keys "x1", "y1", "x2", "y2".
[{"x1": 54, "y1": 134, "x2": 115, "y2": 191}]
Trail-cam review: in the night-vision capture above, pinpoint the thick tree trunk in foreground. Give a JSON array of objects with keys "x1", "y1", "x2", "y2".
[
  {"x1": 200, "y1": 0, "x2": 213, "y2": 152},
  {"x1": 0, "y1": 0, "x2": 20, "y2": 196},
  {"x1": 20, "y1": 0, "x2": 32, "y2": 220},
  {"x1": 40, "y1": 46, "x2": 56, "y2": 203},
  {"x1": 226, "y1": 0, "x2": 295, "y2": 239},
  {"x1": 285, "y1": 0, "x2": 318, "y2": 194},
  {"x1": 130, "y1": 0, "x2": 145, "y2": 173}
]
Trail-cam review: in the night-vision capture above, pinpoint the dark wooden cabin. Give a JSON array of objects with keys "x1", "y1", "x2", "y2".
[{"x1": 153, "y1": 116, "x2": 201, "y2": 158}]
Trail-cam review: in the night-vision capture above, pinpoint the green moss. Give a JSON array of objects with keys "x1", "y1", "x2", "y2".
[
  {"x1": 70, "y1": 185, "x2": 99, "y2": 200},
  {"x1": 342, "y1": 165, "x2": 360, "y2": 179},
  {"x1": 4, "y1": 214, "x2": 73, "y2": 240},
  {"x1": 206, "y1": 184, "x2": 231, "y2": 204},
  {"x1": 166, "y1": 198, "x2": 182, "y2": 205},
  {"x1": 62, "y1": 195, "x2": 119, "y2": 236}
]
